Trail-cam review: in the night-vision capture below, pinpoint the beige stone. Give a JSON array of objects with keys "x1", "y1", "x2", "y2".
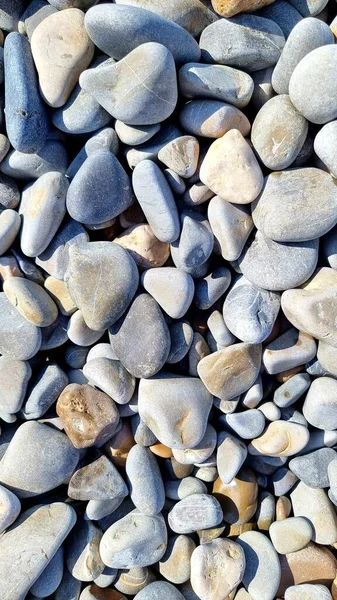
[
  {"x1": 3, "y1": 277, "x2": 58, "y2": 327},
  {"x1": 45, "y1": 276, "x2": 77, "y2": 316},
  {"x1": 269, "y1": 517, "x2": 313, "y2": 554},
  {"x1": 158, "y1": 136, "x2": 199, "y2": 178},
  {"x1": 197, "y1": 342, "x2": 262, "y2": 401},
  {"x1": 276, "y1": 496, "x2": 292, "y2": 521},
  {"x1": 0, "y1": 256, "x2": 22, "y2": 281},
  {"x1": 114, "y1": 224, "x2": 170, "y2": 269},
  {"x1": 211, "y1": 0, "x2": 276, "y2": 17},
  {"x1": 213, "y1": 468, "x2": 258, "y2": 526},
  {"x1": 291, "y1": 482, "x2": 337, "y2": 545},
  {"x1": 159, "y1": 535, "x2": 195, "y2": 584},
  {"x1": 200, "y1": 129, "x2": 264, "y2": 204},
  {"x1": 249, "y1": 420, "x2": 309, "y2": 457},
  {"x1": 31, "y1": 9, "x2": 94, "y2": 107}
]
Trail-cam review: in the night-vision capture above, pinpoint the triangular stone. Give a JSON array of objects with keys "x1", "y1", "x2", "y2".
[
  {"x1": 158, "y1": 135, "x2": 199, "y2": 178},
  {"x1": 68, "y1": 455, "x2": 128, "y2": 501},
  {"x1": 141, "y1": 267, "x2": 194, "y2": 319}
]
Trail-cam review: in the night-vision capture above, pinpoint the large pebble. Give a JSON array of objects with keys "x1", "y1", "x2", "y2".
[
  {"x1": 190, "y1": 538, "x2": 245, "y2": 600},
  {"x1": 238, "y1": 230, "x2": 319, "y2": 291},
  {"x1": 303, "y1": 377, "x2": 337, "y2": 430},
  {"x1": 179, "y1": 100, "x2": 250, "y2": 138},
  {"x1": 289, "y1": 448, "x2": 336, "y2": 488},
  {"x1": 36, "y1": 219, "x2": 89, "y2": 280},
  {"x1": 168, "y1": 493, "x2": 223, "y2": 534},
  {"x1": 172, "y1": 211, "x2": 213, "y2": 271},
  {"x1": 0, "y1": 292, "x2": 41, "y2": 360},
  {"x1": 199, "y1": 15, "x2": 285, "y2": 71},
  {"x1": 80, "y1": 43, "x2": 177, "y2": 125},
  {"x1": 31, "y1": 8, "x2": 94, "y2": 107},
  {"x1": 134, "y1": 581, "x2": 184, "y2": 600},
  {"x1": 277, "y1": 543, "x2": 337, "y2": 595},
  {"x1": 197, "y1": 342, "x2": 262, "y2": 400},
  {"x1": 0, "y1": 140, "x2": 68, "y2": 180},
  {"x1": 238, "y1": 531, "x2": 281, "y2": 600},
  {"x1": 291, "y1": 481, "x2": 337, "y2": 544},
  {"x1": 269, "y1": 516, "x2": 313, "y2": 554},
  {"x1": 172, "y1": 423, "x2": 217, "y2": 465},
  {"x1": 138, "y1": 373, "x2": 212, "y2": 449},
  {"x1": 0, "y1": 503, "x2": 76, "y2": 600},
  {"x1": 126, "y1": 445, "x2": 165, "y2": 515},
  {"x1": 211, "y1": 0, "x2": 276, "y2": 17},
  {"x1": 159, "y1": 534, "x2": 195, "y2": 584},
  {"x1": 0, "y1": 484, "x2": 21, "y2": 534},
  {"x1": 263, "y1": 328, "x2": 316, "y2": 374},
  {"x1": 251, "y1": 95, "x2": 308, "y2": 170},
  {"x1": 65, "y1": 241, "x2": 138, "y2": 331},
  {"x1": 114, "y1": 224, "x2": 170, "y2": 270},
  {"x1": 158, "y1": 136, "x2": 199, "y2": 178},
  {"x1": 4, "y1": 277, "x2": 58, "y2": 327},
  {"x1": 132, "y1": 160, "x2": 180, "y2": 243},
  {"x1": 85, "y1": 4, "x2": 200, "y2": 63},
  {"x1": 83, "y1": 358, "x2": 135, "y2": 405},
  {"x1": 57, "y1": 383, "x2": 120, "y2": 448},
  {"x1": 4, "y1": 32, "x2": 48, "y2": 153},
  {"x1": 20, "y1": 172, "x2": 68, "y2": 258},
  {"x1": 100, "y1": 510, "x2": 167, "y2": 569},
  {"x1": 289, "y1": 45, "x2": 337, "y2": 124},
  {"x1": 66, "y1": 150, "x2": 134, "y2": 226},
  {"x1": 252, "y1": 168, "x2": 337, "y2": 242},
  {"x1": 200, "y1": 129, "x2": 263, "y2": 204},
  {"x1": 0, "y1": 421, "x2": 79, "y2": 497},
  {"x1": 272, "y1": 18, "x2": 334, "y2": 94},
  {"x1": 249, "y1": 420, "x2": 310, "y2": 457},
  {"x1": 208, "y1": 197, "x2": 253, "y2": 262},
  {"x1": 68, "y1": 454, "x2": 128, "y2": 501}
]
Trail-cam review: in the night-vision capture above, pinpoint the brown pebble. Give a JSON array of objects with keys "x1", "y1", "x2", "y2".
[
  {"x1": 213, "y1": 467, "x2": 258, "y2": 525},
  {"x1": 276, "y1": 496, "x2": 292, "y2": 521},
  {"x1": 277, "y1": 543, "x2": 337, "y2": 597},
  {"x1": 81, "y1": 585, "x2": 127, "y2": 600},
  {"x1": 197, "y1": 524, "x2": 226, "y2": 544},
  {"x1": 56, "y1": 383, "x2": 120, "y2": 449},
  {"x1": 150, "y1": 443, "x2": 173, "y2": 459},
  {"x1": 114, "y1": 224, "x2": 170, "y2": 269},
  {"x1": 164, "y1": 457, "x2": 194, "y2": 480},
  {"x1": 228, "y1": 522, "x2": 256, "y2": 537},
  {"x1": 211, "y1": 0, "x2": 275, "y2": 17},
  {"x1": 104, "y1": 420, "x2": 135, "y2": 468}
]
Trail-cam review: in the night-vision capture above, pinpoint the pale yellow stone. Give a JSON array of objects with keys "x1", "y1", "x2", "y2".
[
  {"x1": 212, "y1": 0, "x2": 276, "y2": 17},
  {"x1": 249, "y1": 420, "x2": 310, "y2": 457},
  {"x1": 44, "y1": 276, "x2": 77, "y2": 316}
]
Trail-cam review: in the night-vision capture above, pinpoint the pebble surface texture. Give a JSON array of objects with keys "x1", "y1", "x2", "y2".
[{"x1": 1, "y1": 2, "x2": 337, "y2": 600}]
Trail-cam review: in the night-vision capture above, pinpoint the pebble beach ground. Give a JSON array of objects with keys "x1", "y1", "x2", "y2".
[{"x1": 1, "y1": 0, "x2": 337, "y2": 599}]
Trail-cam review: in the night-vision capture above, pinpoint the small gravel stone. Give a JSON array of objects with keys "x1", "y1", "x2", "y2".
[
  {"x1": 274, "y1": 373, "x2": 311, "y2": 408},
  {"x1": 165, "y1": 477, "x2": 207, "y2": 501}
]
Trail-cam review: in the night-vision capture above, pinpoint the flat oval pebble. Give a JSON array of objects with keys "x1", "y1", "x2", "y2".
[
  {"x1": 168, "y1": 493, "x2": 223, "y2": 534},
  {"x1": 289, "y1": 45, "x2": 337, "y2": 124},
  {"x1": 238, "y1": 530, "x2": 281, "y2": 600},
  {"x1": 179, "y1": 100, "x2": 251, "y2": 139},
  {"x1": 263, "y1": 328, "x2": 316, "y2": 374},
  {"x1": 85, "y1": 4, "x2": 200, "y2": 64},
  {"x1": 291, "y1": 481, "x2": 337, "y2": 544},
  {"x1": 80, "y1": 43, "x2": 177, "y2": 125},
  {"x1": 252, "y1": 168, "x2": 337, "y2": 242},
  {"x1": 138, "y1": 373, "x2": 212, "y2": 449},
  {"x1": 199, "y1": 15, "x2": 285, "y2": 71},
  {"x1": 249, "y1": 420, "x2": 310, "y2": 457},
  {"x1": 31, "y1": 8, "x2": 94, "y2": 107},
  {"x1": 0, "y1": 292, "x2": 41, "y2": 360},
  {"x1": 65, "y1": 241, "x2": 138, "y2": 331},
  {"x1": 238, "y1": 230, "x2": 319, "y2": 291},
  {"x1": 190, "y1": 538, "x2": 245, "y2": 600},
  {"x1": 126, "y1": 444, "x2": 165, "y2": 515},
  {"x1": 100, "y1": 510, "x2": 167, "y2": 569},
  {"x1": 274, "y1": 373, "x2": 311, "y2": 408}
]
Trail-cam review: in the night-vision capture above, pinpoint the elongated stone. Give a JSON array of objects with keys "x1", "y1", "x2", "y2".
[
  {"x1": 22, "y1": 363, "x2": 68, "y2": 420},
  {"x1": 0, "y1": 209, "x2": 21, "y2": 256},
  {"x1": 238, "y1": 531, "x2": 281, "y2": 600},
  {"x1": 0, "y1": 141, "x2": 68, "y2": 180},
  {"x1": 4, "y1": 277, "x2": 58, "y2": 327},
  {"x1": 126, "y1": 444, "x2": 165, "y2": 515},
  {"x1": 217, "y1": 431, "x2": 247, "y2": 484}
]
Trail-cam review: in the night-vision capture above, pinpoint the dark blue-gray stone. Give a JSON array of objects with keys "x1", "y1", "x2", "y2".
[
  {"x1": 109, "y1": 293, "x2": 171, "y2": 378},
  {"x1": 167, "y1": 321, "x2": 194, "y2": 364},
  {"x1": 85, "y1": 4, "x2": 200, "y2": 63},
  {"x1": 66, "y1": 127, "x2": 119, "y2": 179},
  {"x1": 18, "y1": 0, "x2": 58, "y2": 40},
  {"x1": 0, "y1": 173, "x2": 20, "y2": 209},
  {"x1": 0, "y1": 140, "x2": 68, "y2": 180},
  {"x1": 21, "y1": 363, "x2": 69, "y2": 420},
  {"x1": 67, "y1": 149, "x2": 134, "y2": 225},
  {"x1": 65, "y1": 343, "x2": 89, "y2": 369},
  {"x1": 199, "y1": 15, "x2": 285, "y2": 72},
  {"x1": 4, "y1": 33, "x2": 48, "y2": 154},
  {"x1": 0, "y1": 292, "x2": 41, "y2": 360},
  {"x1": 194, "y1": 266, "x2": 231, "y2": 310},
  {"x1": 257, "y1": 0, "x2": 302, "y2": 37},
  {"x1": 36, "y1": 218, "x2": 89, "y2": 280},
  {"x1": 55, "y1": 567, "x2": 82, "y2": 600},
  {"x1": 40, "y1": 313, "x2": 69, "y2": 351}
]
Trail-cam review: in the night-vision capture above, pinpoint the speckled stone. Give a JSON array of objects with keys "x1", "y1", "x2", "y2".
[
  {"x1": 57, "y1": 383, "x2": 120, "y2": 448},
  {"x1": 179, "y1": 100, "x2": 251, "y2": 138},
  {"x1": 31, "y1": 8, "x2": 95, "y2": 107},
  {"x1": 272, "y1": 18, "x2": 333, "y2": 94},
  {"x1": 22, "y1": 363, "x2": 68, "y2": 420},
  {"x1": 0, "y1": 173, "x2": 20, "y2": 209},
  {"x1": 20, "y1": 172, "x2": 68, "y2": 258},
  {"x1": 179, "y1": 62, "x2": 253, "y2": 107},
  {"x1": 303, "y1": 377, "x2": 337, "y2": 430},
  {"x1": 138, "y1": 373, "x2": 212, "y2": 449},
  {"x1": 65, "y1": 242, "x2": 138, "y2": 331},
  {"x1": 68, "y1": 454, "x2": 128, "y2": 501},
  {"x1": 198, "y1": 342, "x2": 262, "y2": 400},
  {"x1": 251, "y1": 95, "x2": 308, "y2": 170},
  {"x1": 0, "y1": 421, "x2": 79, "y2": 497},
  {"x1": 252, "y1": 168, "x2": 337, "y2": 242},
  {"x1": 274, "y1": 373, "x2": 311, "y2": 408},
  {"x1": 200, "y1": 15, "x2": 285, "y2": 71},
  {"x1": 238, "y1": 531, "x2": 281, "y2": 600},
  {"x1": 291, "y1": 481, "x2": 337, "y2": 544},
  {"x1": 80, "y1": 43, "x2": 177, "y2": 125},
  {"x1": 289, "y1": 448, "x2": 336, "y2": 488},
  {"x1": 100, "y1": 510, "x2": 167, "y2": 569},
  {"x1": 0, "y1": 209, "x2": 21, "y2": 256},
  {"x1": 85, "y1": 4, "x2": 200, "y2": 63},
  {"x1": 0, "y1": 503, "x2": 76, "y2": 600},
  {"x1": 168, "y1": 493, "x2": 222, "y2": 534},
  {"x1": 67, "y1": 519, "x2": 104, "y2": 582},
  {"x1": 0, "y1": 292, "x2": 41, "y2": 360},
  {"x1": 4, "y1": 32, "x2": 48, "y2": 154},
  {"x1": 249, "y1": 420, "x2": 310, "y2": 457},
  {"x1": 238, "y1": 230, "x2": 319, "y2": 291},
  {"x1": 289, "y1": 45, "x2": 337, "y2": 124},
  {"x1": 0, "y1": 141, "x2": 68, "y2": 181},
  {"x1": 217, "y1": 431, "x2": 247, "y2": 484}
]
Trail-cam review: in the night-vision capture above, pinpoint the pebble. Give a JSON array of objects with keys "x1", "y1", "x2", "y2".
[
  {"x1": 190, "y1": 538, "x2": 245, "y2": 600},
  {"x1": 134, "y1": 581, "x2": 184, "y2": 600},
  {"x1": 226, "y1": 409, "x2": 266, "y2": 440},
  {"x1": 3, "y1": 277, "x2": 58, "y2": 327},
  {"x1": 252, "y1": 168, "x2": 337, "y2": 242},
  {"x1": 0, "y1": 357, "x2": 31, "y2": 414},
  {"x1": 67, "y1": 127, "x2": 119, "y2": 180},
  {"x1": 158, "y1": 136, "x2": 199, "y2": 178},
  {"x1": 172, "y1": 423, "x2": 216, "y2": 465},
  {"x1": 44, "y1": 277, "x2": 77, "y2": 316},
  {"x1": 116, "y1": 121, "x2": 161, "y2": 147},
  {"x1": 179, "y1": 100, "x2": 251, "y2": 139},
  {"x1": 0, "y1": 292, "x2": 41, "y2": 360},
  {"x1": 18, "y1": 0, "x2": 57, "y2": 40},
  {"x1": 22, "y1": 363, "x2": 68, "y2": 420},
  {"x1": 55, "y1": 568, "x2": 82, "y2": 600},
  {"x1": 114, "y1": 224, "x2": 170, "y2": 269},
  {"x1": 217, "y1": 431, "x2": 247, "y2": 484},
  {"x1": 269, "y1": 516, "x2": 313, "y2": 554},
  {"x1": 250, "y1": 67, "x2": 275, "y2": 111},
  {"x1": 159, "y1": 534, "x2": 195, "y2": 584},
  {"x1": 289, "y1": 45, "x2": 337, "y2": 124},
  {"x1": 83, "y1": 358, "x2": 135, "y2": 405},
  {"x1": 68, "y1": 454, "x2": 128, "y2": 501},
  {"x1": 65, "y1": 241, "x2": 138, "y2": 331},
  {"x1": 200, "y1": 129, "x2": 263, "y2": 203},
  {"x1": 251, "y1": 95, "x2": 308, "y2": 170},
  {"x1": 271, "y1": 467, "x2": 298, "y2": 496},
  {"x1": 238, "y1": 531, "x2": 281, "y2": 600},
  {"x1": 249, "y1": 420, "x2": 310, "y2": 457},
  {"x1": 30, "y1": 546, "x2": 64, "y2": 598},
  {"x1": 0, "y1": 484, "x2": 21, "y2": 534},
  {"x1": 85, "y1": 4, "x2": 200, "y2": 64},
  {"x1": 56, "y1": 383, "x2": 120, "y2": 448},
  {"x1": 256, "y1": 490, "x2": 275, "y2": 530},
  {"x1": 31, "y1": 9, "x2": 95, "y2": 108},
  {"x1": 0, "y1": 209, "x2": 21, "y2": 256},
  {"x1": 165, "y1": 477, "x2": 207, "y2": 501},
  {"x1": 138, "y1": 373, "x2": 212, "y2": 449},
  {"x1": 67, "y1": 519, "x2": 104, "y2": 582},
  {"x1": 258, "y1": 0, "x2": 302, "y2": 37},
  {"x1": 167, "y1": 321, "x2": 194, "y2": 364},
  {"x1": 289, "y1": 448, "x2": 336, "y2": 488},
  {"x1": 109, "y1": 293, "x2": 170, "y2": 378},
  {"x1": 213, "y1": 467, "x2": 258, "y2": 525},
  {"x1": 277, "y1": 543, "x2": 337, "y2": 595},
  {"x1": 51, "y1": 83, "x2": 111, "y2": 136},
  {"x1": 197, "y1": 342, "x2": 262, "y2": 400},
  {"x1": 208, "y1": 197, "x2": 253, "y2": 262},
  {"x1": 126, "y1": 444, "x2": 165, "y2": 515},
  {"x1": 172, "y1": 211, "x2": 213, "y2": 271},
  {"x1": 168, "y1": 493, "x2": 223, "y2": 534},
  {"x1": 141, "y1": 268, "x2": 194, "y2": 319},
  {"x1": 288, "y1": 0, "x2": 329, "y2": 16},
  {"x1": 179, "y1": 62, "x2": 254, "y2": 108},
  {"x1": 207, "y1": 309, "x2": 236, "y2": 349},
  {"x1": 272, "y1": 18, "x2": 334, "y2": 94},
  {"x1": 114, "y1": 567, "x2": 154, "y2": 595},
  {"x1": 100, "y1": 510, "x2": 167, "y2": 569},
  {"x1": 80, "y1": 43, "x2": 177, "y2": 125},
  {"x1": 0, "y1": 0, "x2": 27, "y2": 32},
  {"x1": 314, "y1": 121, "x2": 337, "y2": 178},
  {"x1": 0, "y1": 140, "x2": 68, "y2": 180},
  {"x1": 0, "y1": 503, "x2": 76, "y2": 600},
  {"x1": 291, "y1": 481, "x2": 337, "y2": 544},
  {"x1": 303, "y1": 377, "x2": 337, "y2": 430},
  {"x1": 4, "y1": 32, "x2": 48, "y2": 154},
  {"x1": 0, "y1": 173, "x2": 20, "y2": 209},
  {"x1": 0, "y1": 421, "x2": 79, "y2": 497},
  {"x1": 223, "y1": 275, "x2": 280, "y2": 343},
  {"x1": 67, "y1": 310, "x2": 104, "y2": 347},
  {"x1": 274, "y1": 373, "x2": 311, "y2": 408},
  {"x1": 200, "y1": 15, "x2": 285, "y2": 71},
  {"x1": 125, "y1": 124, "x2": 182, "y2": 169},
  {"x1": 263, "y1": 328, "x2": 316, "y2": 374},
  {"x1": 131, "y1": 413, "x2": 157, "y2": 446},
  {"x1": 285, "y1": 584, "x2": 333, "y2": 600}
]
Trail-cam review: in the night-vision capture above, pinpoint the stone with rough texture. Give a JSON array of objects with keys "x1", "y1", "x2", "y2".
[
  {"x1": 68, "y1": 454, "x2": 128, "y2": 501},
  {"x1": 238, "y1": 531, "x2": 281, "y2": 600},
  {"x1": 291, "y1": 481, "x2": 337, "y2": 544},
  {"x1": 126, "y1": 444, "x2": 165, "y2": 515},
  {"x1": 179, "y1": 100, "x2": 251, "y2": 138},
  {"x1": 269, "y1": 517, "x2": 314, "y2": 554},
  {"x1": 200, "y1": 130, "x2": 263, "y2": 204},
  {"x1": 168, "y1": 493, "x2": 223, "y2": 534},
  {"x1": 249, "y1": 420, "x2": 310, "y2": 457},
  {"x1": 57, "y1": 383, "x2": 120, "y2": 448},
  {"x1": 0, "y1": 292, "x2": 41, "y2": 360},
  {"x1": 208, "y1": 197, "x2": 253, "y2": 262},
  {"x1": 31, "y1": 8, "x2": 95, "y2": 107},
  {"x1": 0, "y1": 421, "x2": 79, "y2": 497}
]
